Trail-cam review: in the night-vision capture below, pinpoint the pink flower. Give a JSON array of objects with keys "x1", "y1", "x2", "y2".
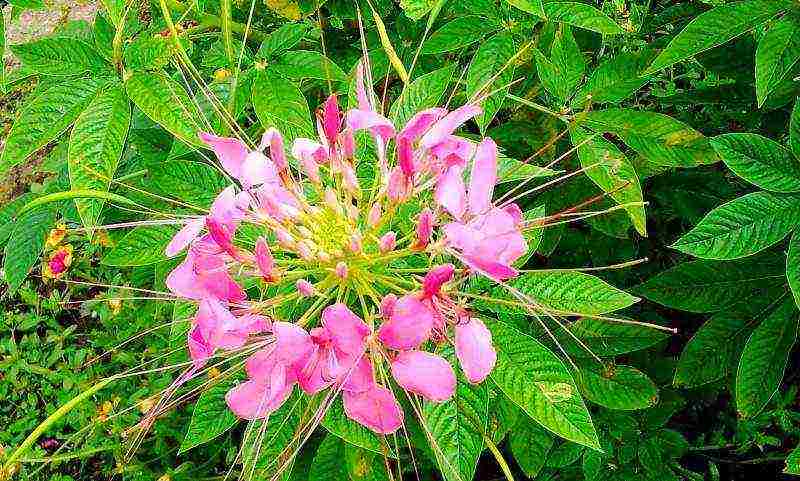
[
  {"x1": 188, "y1": 298, "x2": 269, "y2": 367},
  {"x1": 258, "y1": 128, "x2": 287, "y2": 172},
  {"x1": 379, "y1": 231, "x2": 396, "y2": 253},
  {"x1": 341, "y1": 358, "x2": 404, "y2": 434},
  {"x1": 391, "y1": 351, "x2": 456, "y2": 402},
  {"x1": 438, "y1": 139, "x2": 527, "y2": 280},
  {"x1": 454, "y1": 317, "x2": 496, "y2": 384},
  {"x1": 415, "y1": 208, "x2": 434, "y2": 249},
  {"x1": 320, "y1": 94, "x2": 341, "y2": 147},
  {"x1": 420, "y1": 104, "x2": 481, "y2": 150},
  {"x1": 296, "y1": 279, "x2": 315, "y2": 297},
  {"x1": 422, "y1": 264, "x2": 455, "y2": 299},
  {"x1": 165, "y1": 186, "x2": 246, "y2": 257},
  {"x1": 226, "y1": 322, "x2": 313, "y2": 419},
  {"x1": 297, "y1": 303, "x2": 371, "y2": 394},
  {"x1": 255, "y1": 237, "x2": 277, "y2": 282},
  {"x1": 166, "y1": 243, "x2": 246, "y2": 303},
  {"x1": 200, "y1": 132, "x2": 280, "y2": 189},
  {"x1": 378, "y1": 295, "x2": 434, "y2": 350}
]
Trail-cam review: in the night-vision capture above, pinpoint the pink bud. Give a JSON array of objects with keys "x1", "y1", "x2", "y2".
[
  {"x1": 387, "y1": 166, "x2": 409, "y2": 203},
  {"x1": 275, "y1": 228, "x2": 295, "y2": 249},
  {"x1": 347, "y1": 204, "x2": 360, "y2": 221},
  {"x1": 349, "y1": 232, "x2": 363, "y2": 254},
  {"x1": 324, "y1": 188, "x2": 341, "y2": 213},
  {"x1": 368, "y1": 203, "x2": 382, "y2": 228},
  {"x1": 297, "y1": 279, "x2": 315, "y2": 297},
  {"x1": 255, "y1": 237, "x2": 276, "y2": 281},
  {"x1": 297, "y1": 241, "x2": 314, "y2": 260},
  {"x1": 415, "y1": 208, "x2": 434, "y2": 249},
  {"x1": 379, "y1": 231, "x2": 396, "y2": 253},
  {"x1": 342, "y1": 163, "x2": 360, "y2": 195},
  {"x1": 341, "y1": 128, "x2": 356, "y2": 158},
  {"x1": 381, "y1": 294, "x2": 397, "y2": 318},
  {"x1": 335, "y1": 261, "x2": 348, "y2": 279},
  {"x1": 423, "y1": 264, "x2": 455, "y2": 298},
  {"x1": 321, "y1": 94, "x2": 340, "y2": 146},
  {"x1": 397, "y1": 136, "x2": 415, "y2": 177},
  {"x1": 206, "y1": 217, "x2": 237, "y2": 258}
]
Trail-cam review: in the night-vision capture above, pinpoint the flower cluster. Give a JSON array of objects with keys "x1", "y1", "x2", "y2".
[{"x1": 164, "y1": 63, "x2": 528, "y2": 434}]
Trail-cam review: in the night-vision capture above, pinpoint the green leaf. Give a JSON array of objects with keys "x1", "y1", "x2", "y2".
[
  {"x1": 10, "y1": 37, "x2": 109, "y2": 76},
  {"x1": 242, "y1": 391, "x2": 306, "y2": 479},
  {"x1": 148, "y1": 161, "x2": 228, "y2": 208},
  {"x1": 101, "y1": 225, "x2": 178, "y2": 266},
  {"x1": 1, "y1": 77, "x2": 108, "y2": 177},
  {"x1": 179, "y1": 375, "x2": 241, "y2": 453},
  {"x1": 253, "y1": 70, "x2": 314, "y2": 145},
  {"x1": 322, "y1": 397, "x2": 395, "y2": 457},
  {"x1": 674, "y1": 296, "x2": 782, "y2": 388},
  {"x1": 504, "y1": 0, "x2": 544, "y2": 17},
  {"x1": 671, "y1": 192, "x2": 800, "y2": 260},
  {"x1": 567, "y1": 318, "x2": 669, "y2": 357},
  {"x1": 0, "y1": 9, "x2": 5, "y2": 93},
  {"x1": 581, "y1": 108, "x2": 718, "y2": 167},
  {"x1": 124, "y1": 71, "x2": 204, "y2": 149},
  {"x1": 634, "y1": 257, "x2": 787, "y2": 313},
  {"x1": 756, "y1": 16, "x2": 800, "y2": 107},
  {"x1": 645, "y1": 0, "x2": 789, "y2": 74},
  {"x1": 422, "y1": 16, "x2": 497, "y2": 54},
  {"x1": 389, "y1": 65, "x2": 454, "y2": 127},
  {"x1": 711, "y1": 133, "x2": 800, "y2": 193},
  {"x1": 308, "y1": 434, "x2": 350, "y2": 481},
  {"x1": 509, "y1": 418, "x2": 553, "y2": 478},
  {"x1": 19, "y1": 189, "x2": 140, "y2": 214},
  {"x1": 422, "y1": 347, "x2": 489, "y2": 481},
  {"x1": 536, "y1": 25, "x2": 584, "y2": 102},
  {"x1": 483, "y1": 271, "x2": 638, "y2": 316},
  {"x1": 572, "y1": 52, "x2": 652, "y2": 108},
  {"x1": 786, "y1": 444, "x2": 800, "y2": 475},
  {"x1": 789, "y1": 231, "x2": 800, "y2": 309},
  {"x1": 258, "y1": 23, "x2": 309, "y2": 59},
  {"x1": 572, "y1": 127, "x2": 646, "y2": 235},
  {"x1": 399, "y1": 0, "x2": 436, "y2": 20},
  {"x1": 0, "y1": 193, "x2": 35, "y2": 247},
  {"x1": 545, "y1": 441, "x2": 584, "y2": 468},
  {"x1": 124, "y1": 36, "x2": 174, "y2": 71},
  {"x1": 736, "y1": 296, "x2": 799, "y2": 418},
  {"x1": 577, "y1": 364, "x2": 658, "y2": 411},
  {"x1": 791, "y1": 98, "x2": 800, "y2": 159},
  {"x1": 2, "y1": 206, "x2": 57, "y2": 294},
  {"x1": 68, "y1": 83, "x2": 131, "y2": 230},
  {"x1": 466, "y1": 31, "x2": 516, "y2": 132},
  {"x1": 485, "y1": 318, "x2": 600, "y2": 450},
  {"x1": 272, "y1": 50, "x2": 346, "y2": 82},
  {"x1": 542, "y1": 2, "x2": 625, "y2": 35}
]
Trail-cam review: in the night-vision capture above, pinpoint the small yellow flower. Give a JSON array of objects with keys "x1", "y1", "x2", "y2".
[
  {"x1": 46, "y1": 223, "x2": 67, "y2": 248},
  {"x1": 157, "y1": 474, "x2": 171, "y2": 481},
  {"x1": 138, "y1": 397, "x2": 156, "y2": 414},
  {"x1": 93, "y1": 230, "x2": 113, "y2": 247},
  {"x1": 214, "y1": 68, "x2": 231, "y2": 82},
  {"x1": 207, "y1": 367, "x2": 221, "y2": 379},
  {"x1": 108, "y1": 298, "x2": 123, "y2": 316}
]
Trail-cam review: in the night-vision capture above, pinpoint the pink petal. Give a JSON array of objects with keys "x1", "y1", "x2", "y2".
[
  {"x1": 391, "y1": 351, "x2": 456, "y2": 402},
  {"x1": 430, "y1": 136, "x2": 474, "y2": 165},
  {"x1": 200, "y1": 132, "x2": 249, "y2": 180},
  {"x1": 346, "y1": 109, "x2": 396, "y2": 140},
  {"x1": 340, "y1": 127, "x2": 356, "y2": 158},
  {"x1": 188, "y1": 325, "x2": 214, "y2": 367},
  {"x1": 415, "y1": 208, "x2": 434, "y2": 249},
  {"x1": 296, "y1": 279, "x2": 315, "y2": 297},
  {"x1": 420, "y1": 105, "x2": 482, "y2": 150},
  {"x1": 461, "y1": 254, "x2": 518, "y2": 281},
  {"x1": 399, "y1": 107, "x2": 447, "y2": 140},
  {"x1": 379, "y1": 231, "x2": 397, "y2": 253},
  {"x1": 240, "y1": 151, "x2": 280, "y2": 189},
  {"x1": 321, "y1": 94, "x2": 341, "y2": 145},
  {"x1": 468, "y1": 138, "x2": 497, "y2": 216},
  {"x1": 377, "y1": 295, "x2": 434, "y2": 350},
  {"x1": 322, "y1": 303, "x2": 371, "y2": 357},
  {"x1": 435, "y1": 166, "x2": 467, "y2": 219},
  {"x1": 209, "y1": 186, "x2": 244, "y2": 230},
  {"x1": 165, "y1": 218, "x2": 204, "y2": 257},
  {"x1": 387, "y1": 166, "x2": 410, "y2": 202},
  {"x1": 341, "y1": 356, "x2": 376, "y2": 393},
  {"x1": 225, "y1": 378, "x2": 293, "y2": 420},
  {"x1": 259, "y1": 128, "x2": 287, "y2": 171},
  {"x1": 455, "y1": 318, "x2": 496, "y2": 383},
  {"x1": 342, "y1": 385, "x2": 403, "y2": 434},
  {"x1": 397, "y1": 136, "x2": 415, "y2": 177},
  {"x1": 255, "y1": 237, "x2": 276, "y2": 280},
  {"x1": 355, "y1": 61, "x2": 372, "y2": 111},
  {"x1": 422, "y1": 264, "x2": 455, "y2": 299}
]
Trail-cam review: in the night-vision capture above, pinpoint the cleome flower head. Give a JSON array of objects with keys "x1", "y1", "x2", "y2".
[{"x1": 163, "y1": 61, "x2": 527, "y2": 434}]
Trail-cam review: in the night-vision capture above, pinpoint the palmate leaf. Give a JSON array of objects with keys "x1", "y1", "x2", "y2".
[
  {"x1": 581, "y1": 108, "x2": 718, "y2": 167},
  {"x1": 101, "y1": 225, "x2": 178, "y2": 266},
  {"x1": 389, "y1": 65, "x2": 454, "y2": 128},
  {"x1": 645, "y1": 0, "x2": 790, "y2": 74},
  {"x1": 674, "y1": 294, "x2": 784, "y2": 388},
  {"x1": 179, "y1": 374, "x2": 241, "y2": 454},
  {"x1": 2, "y1": 205, "x2": 57, "y2": 294},
  {"x1": 671, "y1": 191, "x2": 800, "y2": 260},
  {"x1": 787, "y1": 444, "x2": 800, "y2": 475},
  {"x1": 756, "y1": 16, "x2": 800, "y2": 107},
  {"x1": 68, "y1": 83, "x2": 131, "y2": 230},
  {"x1": 0, "y1": 77, "x2": 108, "y2": 177},
  {"x1": 711, "y1": 133, "x2": 800, "y2": 193},
  {"x1": 634, "y1": 256, "x2": 786, "y2": 313},
  {"x1": 508, "y1": 417, "x2": 552, "y2": 478},
  {"x1": 124, "y1": 71, "x2": 205, "y2": 149},
  {"x1": 10, "y1": 37, "x2": 110, "y2": 76},
  {"x1": 572, "y1": 127, "x2": 645, "y2": 235},
  {"x1": 576, "y1": 364, "x2": 658, "y2": 411},
  {"x1": 257, "y1": 23, "x2": 309, "y2": 59},
  {"x1": 252, "y1": 69, "x2": 314, "y2": 145},
  {"x1": 466, "y1": 31, "x2": 516, "y2": 133},
  {"x1": 422, "y1": 347, "x2": 488, "y2": 481},
  {"x1": 308, "y1": 434, "x2": 349, "y2": 481},
  {"x1": 736, "y1": 295, "x2": 799, "y2": 418},
  {"x1": 791, "y1": 99, "x2": 800, "y2": 159},
  {"x1": 485, "y1": 318, "x2": 600, "y2": 450}
]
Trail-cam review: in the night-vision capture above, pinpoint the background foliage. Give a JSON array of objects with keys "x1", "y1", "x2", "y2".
[{"x1": 4, "y1": 0, "x2": 800, "y2": 479}]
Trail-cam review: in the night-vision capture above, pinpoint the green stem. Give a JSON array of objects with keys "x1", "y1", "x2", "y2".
[
  {"x1": 2, "y1": 378, "x2": 113, "y2": 476},
  {"x1": 219, "y1": 0, "x2": 234, "y2": 67},
  {"x1": 484, "y1": 434, "x2": 515, "y2": 481},
  {"x1": 163, "y1": 0, "x2": 266, "y2": 43}
]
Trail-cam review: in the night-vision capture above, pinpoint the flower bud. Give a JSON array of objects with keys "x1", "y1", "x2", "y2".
[
  {"x1": 380, "y1": 294, "x2": 397, "y2": 318},
  {"x1": 275, "y1": 228, "x2": 295, "y2": 249},
  {"x1": 321, "y1": 94, "x2": 340, "y2": 146},
  {"x1": 423, "y1": 264, "x2": 455, "y2": 298},
  {"x1": 255, "y1": 237, "x2": 276, "y2": 281},
  {"x1": 379, "y1": 231, "x2": 396, "y2": 253},
  {"x1": 415, "y1": 208, "x2": 434, "y2": 250},
  {"x1": 368, "y1": 202, "x2": 382, "y2": 228},
  {"x1": 297, "y1": 279, "x2": 315, "y2": 297},
  {"x1": 340, "y1": 127, "x2": 356, "y2": 159},
  {"x1": 335, "y1": 261, "x2": 348, "y2": 280},
  {"x1": 349, "y1": 231, "x2": 363, "y2": 254}
]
